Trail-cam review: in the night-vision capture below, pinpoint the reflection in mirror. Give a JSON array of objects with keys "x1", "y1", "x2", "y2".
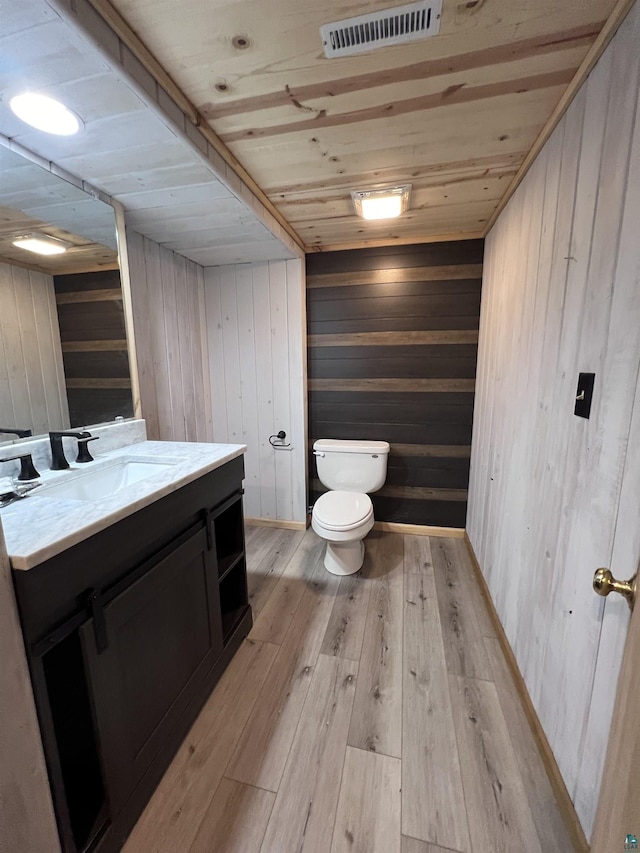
[{"x1": 0, "y1": 145, "x2": 134, "y2": 446}]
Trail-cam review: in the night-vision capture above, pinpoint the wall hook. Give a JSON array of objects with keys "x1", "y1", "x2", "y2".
[{"x1": 269, "y1": 430, "x2": 291, "y2": 448}]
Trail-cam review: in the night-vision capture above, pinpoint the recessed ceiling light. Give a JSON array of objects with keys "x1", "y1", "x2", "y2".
[
  {"x1": 9, "y1": 93, "x2": 82, "y2": 136},
  {"x1": 12, "y1": 234, "x2": 70, "y2": 256},
  {"x1": 352, "y1": 185, "x2": 411, "y2": 220}
]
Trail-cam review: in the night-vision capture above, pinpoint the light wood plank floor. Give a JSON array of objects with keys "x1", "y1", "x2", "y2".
[{"x1": 123, "y1": 527, "x2": 574, "y2": 853}]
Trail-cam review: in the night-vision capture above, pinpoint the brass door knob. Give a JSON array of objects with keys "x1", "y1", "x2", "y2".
[{"x1": 593, "y1": 568, "x2": 637, "y2": 610}]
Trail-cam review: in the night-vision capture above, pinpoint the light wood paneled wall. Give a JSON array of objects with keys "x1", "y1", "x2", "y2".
[
  {"x1": 125, "y1": 229, "x2": 212, "y2": 442},
  {"x1": 204, "y1": 260, "x2": 307, "y2": 523},
  {"x1": 467, "y1": 2, "x2": 640, "y2": 839},
  {"x1": 0, "y1": 521, "x2": 61, "y2": 853},
  {"x1": 0, "y1": 260, "x2": 69, "y2": 438}
]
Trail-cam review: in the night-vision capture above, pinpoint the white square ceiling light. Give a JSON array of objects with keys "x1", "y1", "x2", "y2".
[
  {"x1": 352, "y1": 186, "x2": 411, "y2": 220},
  {"x1": 12, "y1": 233, "x2": 71, "y2": 256}
]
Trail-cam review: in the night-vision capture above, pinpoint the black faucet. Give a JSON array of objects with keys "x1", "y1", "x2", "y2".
[
  {"x1": 0, "y1": 427, "x2": 33, "y2": 438},
  {"x1": 76, "y1": 435, "x2": 100, "y2": 463},
  {"x1": 1, "y1": 453, "x2": 40, "y2": 481},
  {"x1": 49, "y1": 431, "x2": 92, "y2": 470}
]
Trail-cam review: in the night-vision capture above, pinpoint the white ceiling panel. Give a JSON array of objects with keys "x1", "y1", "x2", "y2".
[
  {"x1": 15, "y1": 115, "x2": 178, "y2": 168},
  {"x1": 161, "y1": 223, "x2": 271, "y2": 252},
  {"x1": 124, "y1": 211, "x2": 257, "y2": 242},
  {"x1": 0, "y1": 0, "x2": 59, "y2": 36},
  {"x1": 188, "y1": 242, "x2": 297, "y2": 266},
  {"x1": 0, "y1": 21, "x2": 110, "y2": 90},
  {"x1": 90, "y1": 161, "x2": 215, "y2": 196},
  {"x1": 47, "y1": 72, "x2": 148, "y2": 123},
  {"x1": 121, "y1": 182, "x2": 233, "y2": 211},
  {"x1": 124, "y1": 196, "x2": 254, "y2": 225},
  {"x1": 54, "y1": 139, "x2": 195, "y2": 183}
]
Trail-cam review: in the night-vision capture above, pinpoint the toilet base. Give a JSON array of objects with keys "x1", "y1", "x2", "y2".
[{"x1": 324, "y1": 539, "x2": 365, "y2": 576}]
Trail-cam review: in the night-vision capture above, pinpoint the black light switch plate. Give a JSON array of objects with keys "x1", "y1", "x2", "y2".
[{"x1": 575, "y1": 372, "x2": 595, "y2": 419}]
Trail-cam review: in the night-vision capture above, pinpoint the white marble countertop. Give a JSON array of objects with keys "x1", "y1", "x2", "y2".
[{"x1": 1, "y1": 441, "x2": 246, "y2": 571}]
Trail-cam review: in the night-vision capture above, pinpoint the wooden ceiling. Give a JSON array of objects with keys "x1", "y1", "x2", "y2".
[{"x1": 104, "y1": 0, "x2": 620, "y2": 250}]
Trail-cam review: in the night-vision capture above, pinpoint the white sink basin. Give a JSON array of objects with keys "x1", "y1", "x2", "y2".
[{"x1": 36, "y1": 457, "x2": 182, "y2": 502}]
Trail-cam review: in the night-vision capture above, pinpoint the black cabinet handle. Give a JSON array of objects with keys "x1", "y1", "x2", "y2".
[
  {"x1": 88, "y1": 588, "x2": 109, "y2": 653},
  {"x1": 201, "y1": 508, "x2": 214, "y2": 551}
]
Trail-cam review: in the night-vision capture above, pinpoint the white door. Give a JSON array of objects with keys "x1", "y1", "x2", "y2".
[
  {"x1": 574, "y1": 359, "x2": 640, "y2": 834},
  {"x1": 590, "y1": 575, "x2": 639, "y2": 850}
]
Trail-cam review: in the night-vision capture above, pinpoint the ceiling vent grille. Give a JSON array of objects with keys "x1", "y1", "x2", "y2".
[{"x1": 320, "y1": 0, "x2": 442, "y2": 59}]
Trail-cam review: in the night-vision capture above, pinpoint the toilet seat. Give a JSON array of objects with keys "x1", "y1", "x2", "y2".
[{"x1": 313, "y1": 491, "x2": 373, "y2": 531}]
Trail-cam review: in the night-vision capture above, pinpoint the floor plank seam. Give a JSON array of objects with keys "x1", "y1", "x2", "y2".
[
  {"x1": 431, "y1": 534, "x2": 474, "y2": 853},
  {"x1": 185, "y1": 772, "x2": 225, "y2": 853},
  {"x1": 446, "y1": 670, "x2": 496, "y2": 683},
  {"x1": 446, "y1": 670, "x2": 475, "y2": 853},
  {"x1": 221, "y1": 776, "x2": 277, "y2": 796},
  {"x1": 348, "y1": 743, "x2": 405, "y2": 762},
  {"x1": 219, "y1": 639, "x2": 283, "y2": 790},
  {"x1": 265, "y1": 645, "x2": 325, "y2": 795},
  {"x1": 328, "y1": 743, "x2": 350, "y2": 853},
  {"x1": 403, "y1": 834, "x2": 465, "y2": 853},
  {"x1": 481, "y1": 658, "x2": 555, "y2": 853}
]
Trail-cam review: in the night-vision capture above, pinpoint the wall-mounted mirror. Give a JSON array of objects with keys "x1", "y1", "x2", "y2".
[{"x1": 0, "y1": 145, "x2": 134, "y2": 447}]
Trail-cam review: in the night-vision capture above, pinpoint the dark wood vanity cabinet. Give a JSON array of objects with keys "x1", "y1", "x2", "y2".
[
  {"x1": 12, "y1": 456, "x2": 251, "y2": 853},
  {"x1": 80, "y1": 525, "x2": 223, "y2": 818}
]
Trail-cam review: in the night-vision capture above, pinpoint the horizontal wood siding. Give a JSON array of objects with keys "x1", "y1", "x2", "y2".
[
  {"x1": 54, "y1": 270, "x2": 134, "y2": 427},
  {"x1": 307, "y1": 241, "x2": 483, "y2": 526}
]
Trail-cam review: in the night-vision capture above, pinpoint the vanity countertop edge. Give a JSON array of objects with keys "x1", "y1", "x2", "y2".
[{"x1": 1, "y1": 441, "x2": 247, "y2": 571}]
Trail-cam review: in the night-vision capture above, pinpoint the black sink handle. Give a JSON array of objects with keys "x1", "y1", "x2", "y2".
[
  {"x1": 1, "y1": 453, "x2": 40, "y2": 481},
  {"x1": 76, "y1": 436, "x2": 100, "y2": 464},
  {"x1": 0, "y1": 427, "x2": 32, "y2": 438}
]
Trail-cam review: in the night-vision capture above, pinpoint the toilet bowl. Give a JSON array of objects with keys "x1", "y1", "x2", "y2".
[
  {"x1": 311, "y1": 490, "x2": 375, "y2": 575},
  {"x1": 311, "y1": 439, "x2": 389, "y2": 575}
]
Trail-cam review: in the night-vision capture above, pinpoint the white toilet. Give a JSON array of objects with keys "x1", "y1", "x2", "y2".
[{"x1": 311, "y1": 439, "x2": 390, "y2": 576}]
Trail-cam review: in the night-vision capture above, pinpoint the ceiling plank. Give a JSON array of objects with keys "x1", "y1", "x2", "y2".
[
  {"x1": 267, "y1": 151, "x2": 523, "y2": 196},
  {"x1": 308, "y1": 231, "x2": 485, "y2": 253},
  {"x1": 221, "y1": 69, "x2": 576, "y2": 143}
]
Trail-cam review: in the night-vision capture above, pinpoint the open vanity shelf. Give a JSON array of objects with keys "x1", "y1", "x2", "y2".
[
  {"x1": 12, "y1": 455, "x2": 251, "y2": 853},
  {"x1": 209, "y1": 491, "x2": 249, "y2": 641}
]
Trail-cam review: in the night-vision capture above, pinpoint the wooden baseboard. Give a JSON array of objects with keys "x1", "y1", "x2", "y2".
[
  {"x1": 244, "y1": 517, "x2": 308, "y2": 531},
  {"x1": 463, "y1": 532, "x2": 589, "y2": 853},
  {"x1": 373, "y1": 521, "x2": 465, "y2": 538}
]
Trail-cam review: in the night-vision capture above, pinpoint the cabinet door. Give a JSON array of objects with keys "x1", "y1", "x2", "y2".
[{"x1": 80, "y1": 526, "x2": 222, "y2": 813}]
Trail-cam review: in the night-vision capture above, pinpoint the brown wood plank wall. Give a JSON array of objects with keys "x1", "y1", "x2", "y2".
[
  {"x1": 306, "y1": 240, "x2": 483, "y2": 527},
  {"x1": 53, "y1": 270, "x2": 134, "y2": 427}
]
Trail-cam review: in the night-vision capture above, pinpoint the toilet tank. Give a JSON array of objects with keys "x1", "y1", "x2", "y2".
[{"x1": 314, "y1": 439, "x2": 390, "y2": 493}]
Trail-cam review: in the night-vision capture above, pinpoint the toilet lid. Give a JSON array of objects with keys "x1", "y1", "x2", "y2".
[{"x1": 314, "y1": 491, "x2": 373, "y2": 531}]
